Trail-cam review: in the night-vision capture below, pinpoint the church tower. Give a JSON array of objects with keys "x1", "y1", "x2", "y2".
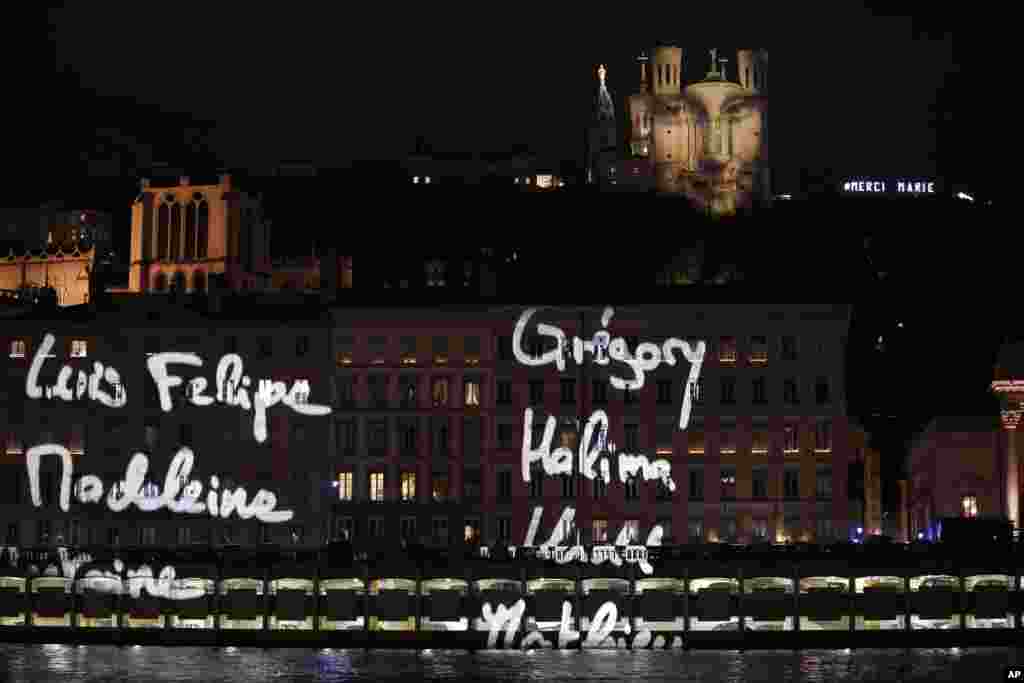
[
  {"x1": 129, "y1": 174, "x2": 271, "y2": 295},
  {"x1": 586, "y1": 64, "x2": 618, "y2": 187}
]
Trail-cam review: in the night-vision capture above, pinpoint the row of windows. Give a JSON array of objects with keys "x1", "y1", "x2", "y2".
[
  {"x1": 332, "y1": 515, "x2": 834, "y2": 545},
  {"x1": 155, "y1": 198, "x2": 209, "y2": 262},
  {"x1": 9, "y1": 335, "x2": 317, "y2": 361},
  {"x1": 336, "y1": 466, "x2": 833, "y2": 504},
  {"x1": 505, "y1": 334, "x2": 817, "y2": 364},
  {"x1": 336, "y1": 335, "x2": 481, "y2": 367},
  {"x1": 336, "y1": 334, "x2": 822, "y2": 366},
  {"x1": 335, "y1": 417, "x2": 834, "y2": 455},
  {"x1": 8, "y1": 521, "x2": 301, "y2": 547},
  {"x1": 335, "y1": 375, "x2": 832, "y2": 409},
  {"x1": 9, "y1": 339, "x2": 88, "y2": 359}
]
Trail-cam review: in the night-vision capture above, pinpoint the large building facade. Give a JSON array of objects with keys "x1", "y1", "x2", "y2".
[
  {"x1": 328, "y1": 303, "x2": 874, "y2": 551},
  {"x1": 1, "y1": 295, "x2": 334, "y2": 548},
  {"x1": 908, "y1": 342, "x2": 1024, "y2": 539},
  {"x1": 2, "y1": 300, "x2": 875, "y2": 553}
]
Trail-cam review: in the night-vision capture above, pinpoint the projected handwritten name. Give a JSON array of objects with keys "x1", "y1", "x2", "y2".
[
  {"x1": 25, "y1": 444, "x2": 294, "y2": 523},
  {"x1": 513, "y1": 307, "x2": 705, "y2": 430},
  {"x1": 479, "y1": 599, "x2": 683, "y2": 650},
  {"x1": 24, "y1": 333, "x2": 332, "y2": 443}
]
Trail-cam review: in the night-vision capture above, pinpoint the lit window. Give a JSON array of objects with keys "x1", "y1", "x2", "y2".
[
  {"x1": 719, "y1": 337, "x2": 737, "y2": 363},
  {"x1": 536, "y1": 175, "x2": 553, "y2": 189},
  {"x1": 70, "y1": 340, "x2": 88, "y2": 358},
  {"x1": 401, "y1": 471, "x2": 417, "y2": 501},
  {"x1": 592, "y1": 519, "x2": 608, "y2": 544},
  {"x1": 961, "y1": 495, "x2": 978, "y2": 518},
  {"x1": 815, "y1": 421, "x2": 832, "y2": 452},
  {"x1": 9, "y1": 340, "x2": 26, "y2": 358},
  {"x1": 464, "y1": 379, "x2": 481, "y2": 407},
  {"x1": 413, "y1": 176, "x2": 420, "y2": 184},
  {"x1": 425, "y1": 176, "x2": 431, "y2": 184},
  {"x1": 336, "y1": 472, "x2": 353, "y2": 501},
  {"x1": 688, "y1": 430, "x2": 705, "y2": 455},
  {"x1": 784, "y1": 424, "x2": 799, "y2": 453},
  {"x1": 432, "y1": 378, "x2": 449, "y2": 407},
  {"x1": 370, "y1": 471, "x2": 385, "y2": 502}
]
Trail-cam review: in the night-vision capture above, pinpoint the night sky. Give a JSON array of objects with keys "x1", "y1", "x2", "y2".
[{"x1": 33, "y1": 6, "x2": 978, "y2": 188}]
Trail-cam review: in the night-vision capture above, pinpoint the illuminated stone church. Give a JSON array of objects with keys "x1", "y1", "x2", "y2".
[
  {"x1": 627, "y1": 46, "x2": 770, "y2": 215},
  {"x1": 128, "y1": 174, "x2": 271, "y2": 294}
]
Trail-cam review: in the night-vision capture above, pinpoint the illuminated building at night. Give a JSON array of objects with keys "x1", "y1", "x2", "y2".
[
  {"x1": 1, "y1": 294, "x2": 333, "y2": 548},
  {"x1": 908, "y1": 343, "x2": 1024, "y2": 541},
  {"x1": 1, "y1": 301, "x2": 879, "y2": 552},
  {"x1": 0, "y1": 207, "x2": 111, "y2": 306},
  {"x1": 328, "y1": 303, "x2": 874, "y2": 550},
  {"x1": 128, "y1": 174, "x2": 272, "y2": 295},
  {"x1": 627, "y1": 46, "x2": 770, "y2": 214}
]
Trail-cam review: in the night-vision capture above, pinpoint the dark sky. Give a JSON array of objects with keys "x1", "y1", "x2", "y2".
[{"x1": 31, "y1": 5, "x2": 980, "y2": 190}]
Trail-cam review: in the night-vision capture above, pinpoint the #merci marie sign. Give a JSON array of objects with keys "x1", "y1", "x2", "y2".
[
  {"x1": 20, "y1": 332, "x2": 334, "y2": 524},
  {"x1": 503, "y1": 307, "x2": 706, "y2": 575}
]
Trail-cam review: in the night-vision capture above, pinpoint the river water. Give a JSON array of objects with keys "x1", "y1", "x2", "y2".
[{"x1": 2, "y1": 645, "x2": 1022, "y2": 682}]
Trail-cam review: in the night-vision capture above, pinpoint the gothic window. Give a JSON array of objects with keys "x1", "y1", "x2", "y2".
[
  {"x1": 170, "y1": 203, "x2": 182, "y2": 260},
  {"x1": 184, "y1": 201, "x2": 197, "y2": 259},
  {"x1": 172, "y1": 271, "x2": 186, "y2": 292},
  {"x1": 157, "y1": 203, "x2": 170, "y2": 260},
  {"x1": 196, "y1": 200, "x2": 209, "y2": 259}
]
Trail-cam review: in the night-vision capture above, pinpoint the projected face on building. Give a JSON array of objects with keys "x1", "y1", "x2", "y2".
[{"x1": 674, "y1": 84, "x2": 765, "y2": 215}]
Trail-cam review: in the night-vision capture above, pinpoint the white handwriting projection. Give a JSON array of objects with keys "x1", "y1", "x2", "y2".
[
  {"x1": 513, "y1": 307, "x2": 705, "y2": 430},
  {"x1": 22, "y1": 333, "x2": 331, "y2": 444},
  {"x1": 25, "y1": 444, "x2": 294, "y2": 523},
  {"x1": 147, "y1": 352, "x2": 330, "y2": 443},
  {"x1": 25, "y1": 334, "x2": 126, "y2": 408},
  {"x1": 478, "y1": 599, "x2": 683, "y2": 650},
  {"x1": 521, "y1": 409, "x2": 674, "y2": 491}
]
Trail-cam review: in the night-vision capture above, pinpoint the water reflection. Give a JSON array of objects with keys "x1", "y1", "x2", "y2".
[{"x1": 1, "y1": 645, "x2": 1022, "y2": 682}]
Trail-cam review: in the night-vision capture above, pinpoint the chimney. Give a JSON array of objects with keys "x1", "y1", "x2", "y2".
[
  {"x1": 140, "y1": 178, "x2": 150, "y2": 190},
  {"x1": 219, "y1": 173, "x2": 232, "y2": 191},
  {"x1": 180, "y1": 176, "x2": 190, "y2": 187}
]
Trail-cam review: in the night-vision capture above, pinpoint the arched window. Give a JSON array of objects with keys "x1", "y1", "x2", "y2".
[
  {"x1": 196, "y1": 200, "x2": 209, "y2": 259},
  {"x1": 157, "y1": 203, "x2": 170, "y2": 261},
  {"x1": 172, "y1": 271, "x2": 186, "y2": 292},
  {"x1": 184, "y1": 202, "x2": 197, "y2": 259},
  {"x1": 170, "y1": 204, "x2": 182, "y2": 260},
  {"x1": 193, "y1": 270, "x2": 206, "y2": 293},
  {"x1": 153, "y1": 272, "x2": 168, "y2": 292}
]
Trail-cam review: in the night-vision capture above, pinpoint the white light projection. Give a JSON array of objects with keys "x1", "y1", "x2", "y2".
[
  {"x1": 25, "y1": 444, "x2": 294, "y2": 522},
  {"x1": 146, "y1": 352, "x2": 330, "y2": 444},
  {"x1": 478, "y1": 598, "x2": 683, "y2": 650},
  {"x1": 25, "y1": 334, "x2": 126, "y2": 408},
  {"x1": 513, "y1": 307, "x2": 705, "y2": 429},
  {"x1": 506, "y1": 306, "x2": 705, "y2": 578}
]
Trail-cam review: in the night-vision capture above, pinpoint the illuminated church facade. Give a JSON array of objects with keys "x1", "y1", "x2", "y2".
[
  {"x1": 128, "y1": 174, "x2": 272, "y2": 294},
  {"x1": 626, "y1": 47, "x2": 770, "y2": 215}
]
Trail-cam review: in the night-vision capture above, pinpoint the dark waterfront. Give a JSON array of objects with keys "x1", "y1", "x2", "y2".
[{"x1": 1, "y1": 645, "x2": 1021, "y2": 682}]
